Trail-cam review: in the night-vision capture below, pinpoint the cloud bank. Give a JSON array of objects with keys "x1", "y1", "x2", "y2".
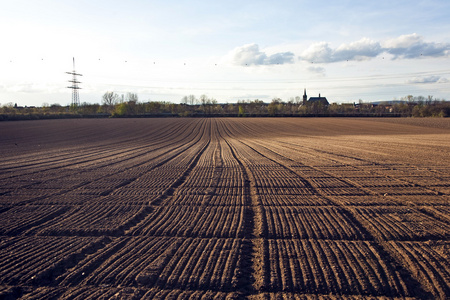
[
  {"x1": 300, "y1": 38, "x2": 382, "y2": 63},
  {"x1": 227, "y1": 34, "x2": 449, "y2": 69},
  {"x1": 408, "y1": 75, "x2": 448, "y2": 84},
  {"x1": 228, "y1": 43, "x2": 295, "y2": 66},
  {"x1": 306, "y1": 66, "x2": 326, "y2": 75},
  {"x1": 298, "y1": 33, "x2": 449, "y2": 63},
  {"x1": 384, "y1": 33, "x2": 450, "y2": 59}
]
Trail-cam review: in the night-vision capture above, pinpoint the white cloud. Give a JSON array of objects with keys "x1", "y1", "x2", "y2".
[
  {"x1": 265, "y1": 52, "x2": 296, "y2": 65},
  {"x1": 408, "y1": 75, "x2": 448, "y2": 84},
  {"x1": 227, "y1": 43, "x2": 294, "y2": 66},
  {"x1": 226, "y1": 35, "x2": 449, "y2": 69},
  {"x1": 299, "y1": 38, "x2": 382, "y2": 63},
  {"x1": 4, "y1": 82, "x2": 64, "y2": 94},
  {"x1": 384, "y1": 33, "x2": 450, "y2": 59},
  {"x1": 335, "y1": 38, "x2": 382, "y2": 61},
  {"x1": 299, "y1": 42, "x2": 333, "y2": 63},
  {"x1": 299, "y1": 34, "x2": 450, "y2": 63},
  {"x1": 233, "y1": 93, "x2": 271, "y2": 100},
  {"x1": 384, "y1": 33, "x2": 422, "y2": 49},
  {"x1": 307, "y1": 66, "x2": 326, "y2": 75}
]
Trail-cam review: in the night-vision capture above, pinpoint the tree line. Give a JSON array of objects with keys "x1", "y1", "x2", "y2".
[{"x1": 1, "y1": 92, "x2": 449, "y2": 120}]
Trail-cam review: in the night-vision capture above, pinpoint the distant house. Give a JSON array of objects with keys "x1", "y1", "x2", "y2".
[{"x1": 302, "y1": 89, "x2": 329, "y2": 106}]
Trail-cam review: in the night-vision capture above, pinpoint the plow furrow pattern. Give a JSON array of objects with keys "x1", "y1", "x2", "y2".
[
  {"x1": 257, "y1": 195, "x2": 332, "y2": 206},
  {"x1": 260, "y1": 206, "x2": 369, "y2": 240},
  {"x1": 129, "y1": 206, "x2": 245, "y2": 238},
  {"x1": 384, "y1": 241, "x2": 450, "y2": 298},
  {"x1": 0, "y1": 205, "x2": 70, "y2": 235},
  {"x1": 0, "y1": 118, "x2": 449, "y2": 299},
  {"x1": 168, "y1": 194, "x2": 246, "y2": 206},
  {"x1": 1, "y1": 119, "x2": 206, "y2": 205},
  {"x1": 350, "y1": 206, "x2": 450, "y2": 241},
  {"x1": 0, "y1": 236, "x2": 109, "y2": 286},
  {"x1": 29, "y1": 204, "x2": 152, "y2": 236},
  {"x1": 64, "y1": 237, "x2": 242, "y2": 291},
  {"x1": 13, "y1": 286, "x2": 241, "y2": 300},
  {"x1": 259, "y1": 239, "x2": 410, "y2": 296}
]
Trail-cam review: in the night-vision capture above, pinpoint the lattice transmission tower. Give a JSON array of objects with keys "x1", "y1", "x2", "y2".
[{"x1": 66, "y1": 57, "x2": 82, "y2": 107}]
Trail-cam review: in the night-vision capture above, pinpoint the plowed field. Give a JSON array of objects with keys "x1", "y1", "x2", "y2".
[{"x1": 0, "y1": 118, "x2": 449, "y2": 299}]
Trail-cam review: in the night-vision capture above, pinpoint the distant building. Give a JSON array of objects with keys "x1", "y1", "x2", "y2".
[
  {"x1": 302, "y1": 89, "x2": 329, "y2": 106},
  {"x1": 303, "y1": 88, "x2": 308, "y2": 105}
]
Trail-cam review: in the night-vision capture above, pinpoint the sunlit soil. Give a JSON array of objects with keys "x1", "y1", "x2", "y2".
[{"x1": 0, "y1": 118, "x2": 449, "y2": 299}]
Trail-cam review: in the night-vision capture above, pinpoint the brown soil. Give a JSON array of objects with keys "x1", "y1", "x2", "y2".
[{"x1": 0, "y1": 118, "x2": 449, "y2": 299}]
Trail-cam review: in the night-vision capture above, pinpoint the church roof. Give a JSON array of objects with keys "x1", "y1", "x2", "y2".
[{"x1": 308, "y1": 96, "x2": 329, "y2": 105}]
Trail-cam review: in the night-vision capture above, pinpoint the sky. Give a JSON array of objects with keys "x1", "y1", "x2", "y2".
[{"x1": 1, "y1": 0, "x2": 450, "y2": 106}]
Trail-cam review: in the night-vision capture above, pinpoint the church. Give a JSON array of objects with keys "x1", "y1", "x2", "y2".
[{"x1": 302, "y1": 89, "x2": 329, "y2": 106}]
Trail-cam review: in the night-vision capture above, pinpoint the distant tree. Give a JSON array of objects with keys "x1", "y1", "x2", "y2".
[
  {"x1": 212, "y1": 102, "x2": 223, "y2": 114},
  {"x1": 126, "y1": 92, "x2": 138, "y2": 103},
  {"x1": 268, "y1": 98, "x2": 282, "y2": 115},
  {"x1": 102, "y1": 92, "x2": 119, "y2": 106},
  {"x1": 50, "y1": 104, "x2": 63, "y2": 113},
  {"x1": 145, "y1": 101, "x2": 163, "y2": 114},
  {"x1": 1, "y1": 102, "x2": 14, "y2": 114},
  {"x1": 310, "y1": 101, "x2": 327, "y2": 115},
  {"x1": 225, "y1": 103, "x2": 236, "y2": 114},
  {"x1": 113, "y1": 102, "x2": 127, "y2": 116},
  {"x1": 78, "y1": 102, "x2": 100, "y2": 115},
  {"x1": 199, "y1": 95, "x2": 208, "y2": 105},
  {"x1": 247, "y1": 100, "x2": 261, "y2": 115},
  {"x1": 238, "y1": 105, "x2": 245, "y2": 117},
  {"x1": 102, "y1": 91, "x2": 119, "y2": 114},
  {"x1": 188, "y1": 95, "x2": 196, "y2": 105},
  {"x1": 199, "y1": 95, "x2": 210, "y2": 113},
  {"x1": 41, "y1": 103, "x2": 50, "y2": 113},
  {"x1": 416, "y1": 96, "x2": 425, "y2": 105}
]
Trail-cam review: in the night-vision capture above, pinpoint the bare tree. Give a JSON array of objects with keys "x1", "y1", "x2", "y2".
[
  {"x1": 200, "y1": 94, "x2": 208, "y2": 106},
  {"x1": 102, "y1": 91, "x2": 119, "y2": 106},
  {"x1": 188, "y1": 95, "x2": 196, "y2": 105},
  {"x1": 126, "y1": 92, "x2": 138, "y2": 103}
]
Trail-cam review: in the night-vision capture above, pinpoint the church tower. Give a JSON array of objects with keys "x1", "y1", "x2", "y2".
[{"x1": 303, "y1": 88, "x2": 307, "y2": 105}]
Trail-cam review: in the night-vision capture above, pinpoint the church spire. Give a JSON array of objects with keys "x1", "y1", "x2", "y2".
[{"x1": 303, "y1": 88, "x2": 307, "y2": 105}]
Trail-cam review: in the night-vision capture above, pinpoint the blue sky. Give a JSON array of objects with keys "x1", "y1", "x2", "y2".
[{"x1": 1, "y1": 0, "x2": 449, "y2": 106}]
